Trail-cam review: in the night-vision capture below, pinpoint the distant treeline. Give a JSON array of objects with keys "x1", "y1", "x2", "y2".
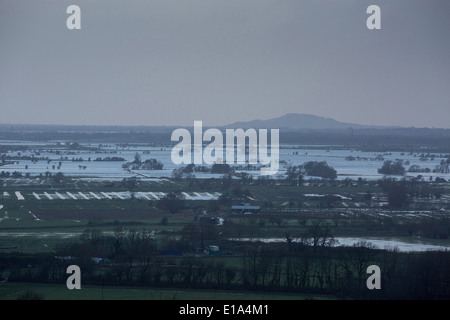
[
  {"x1": 3, "y1": 126, "x2": 450, "y2": 150},
  {"x1": 2, "y1": 231, "x2": 449, "y2": 300},
  {"x1": 282, "y1": 128, "x2": 450, "y2": 151}
]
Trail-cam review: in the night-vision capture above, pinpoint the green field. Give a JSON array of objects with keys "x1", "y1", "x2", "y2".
[
  {"x1": 1, "y1": 176, "x2": 450, "y2": 254},
  {"x1": 1, "y1": 177, "x2": 450, "y2": 300},
  {"x1": 0, "y1": 282, "x2": 334, "y2": 300}
]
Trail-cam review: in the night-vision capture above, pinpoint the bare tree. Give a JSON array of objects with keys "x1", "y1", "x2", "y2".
[
  {"x1": 304, "y1": 222, "x2": 337, "y2": 251},
  {"x1": 346, "y1": 241, "x2": 377, "y2": 290}
]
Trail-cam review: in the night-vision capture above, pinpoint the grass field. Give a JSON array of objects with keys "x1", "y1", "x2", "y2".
[
  {"x1": 0, "y1": 282, "x2": 335, "y2": 300},
  {"x1": 2, "y1": 177, "x2": 450, "y2": 255}
]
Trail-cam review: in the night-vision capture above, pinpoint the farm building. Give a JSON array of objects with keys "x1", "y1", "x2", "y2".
[{"x1": 231, "y1": 205, "x2": 260, "y2": 214}]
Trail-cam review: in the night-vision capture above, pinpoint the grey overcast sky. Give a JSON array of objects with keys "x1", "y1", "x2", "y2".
[{"x1": 0, "y1": 0, "x2": 449, "y2": 127}]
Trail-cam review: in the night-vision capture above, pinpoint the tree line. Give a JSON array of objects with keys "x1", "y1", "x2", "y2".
[{"x1": 2, "y1": 228, "x2": 449, "y2": 299}]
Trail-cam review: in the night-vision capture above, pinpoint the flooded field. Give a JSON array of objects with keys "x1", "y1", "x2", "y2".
[
  {"x1": 228, "y1": 236, "x2": 450, "y2": 252},
  {"x1": 2, "y1": 141, "x2": 450, "y2": 181}
]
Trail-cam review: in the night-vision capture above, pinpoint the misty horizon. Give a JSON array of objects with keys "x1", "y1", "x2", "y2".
[
  {"x1": 1, "y1": 1, "x2": 449, "y2": 128},
  {"x1": 2, "y1": 112, "x2": 450, "y2": 131}
]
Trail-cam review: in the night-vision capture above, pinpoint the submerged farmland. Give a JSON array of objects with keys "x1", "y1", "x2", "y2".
[{"x1": 2, "y1": 141, "x2": 450, "y2": 181}]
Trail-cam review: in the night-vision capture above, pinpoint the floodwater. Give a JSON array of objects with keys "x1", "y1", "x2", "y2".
[
  {"x1": 228, "y1": 237, "x2": 450, "y2": 252},
  {"x1": 0, "y1": 232, "x2": 448, "y2": 252},
  {"x1": 1, "y1": 143, "x2": 449, "y2": 181}
]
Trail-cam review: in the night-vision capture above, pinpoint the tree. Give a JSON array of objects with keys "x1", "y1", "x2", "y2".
[
  {"x1": 172, "y1": 164, "x2": 195, "y2": 179},
  {"x1": 218, "y1": 192, "x2": 233, "y2": 206},
  {"x1": 157, "y1": 192, "x2": 185, "y2": 213},
  {"x1": 141, "y1": 159, "x2": 163, "y2": 170},
  {"x1": 378, "y1": 160, "x2": 405, "y2": 175},
  {"x1": 302, "y1": 161, "x2": 337, "y2": 179},
  {"x1": 124, "y1": 158, "x2": 163, "y2": 170},
  {"x1": 304, "y1": 222, "x2": 336, "y2": 250},
  {"x1": 286, "y1": 165, "x2": 304, "y2": 185},
  {"x1": 433, "y1": 160, "x2": 449, "y2": 173},
  {"x1": 134, "y1": 152, "x2": 141, "y2": 164},
  {"x1": 53, "y1": 172, "x2": 65, "y2": 185},
  {"x1": 121, "y1": 177, "x2": 138, "y2": 191},
  {"x1": 111, "y1": 226, "x2": 126, "y2": 257},
  {"x1": 133, "y1": 231, "x2": 156, "y2": 283},
  {"x1": 387, "y1": 184, "x2": 408, "y2": 208},
  {"x1": 161, "y1": 217, "x2": 169, "y2": 226},
  {"x1": 211, "y1": 163, "x2": 232, "y2": 174},
  {"x1": 180, "y1": 222, "x2": 218, "y2": 250},
  {"x1": 380, "y1": 179, "x2": 409, "y2": 208},
  {"x1": 80, "y1": 228, "x2": 103, "y2": 246},
  {"x1": 345, "y1": 241, "x2": 377, "y2": 291}
]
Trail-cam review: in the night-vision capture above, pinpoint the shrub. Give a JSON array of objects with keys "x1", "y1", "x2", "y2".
[
  {"x1": 303, "y1": 161, "x2": 337, "y2": 179},
  {"x1": 17, "y1": 290, "x2": 44, "y2": 300},
  {"x1": 378, "y1": 160, "x2": 405, "y2": 175}
]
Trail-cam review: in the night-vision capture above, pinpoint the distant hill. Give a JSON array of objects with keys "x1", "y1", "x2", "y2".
[
  {"x1": 226, "y1": 113, "x2": 388, "y2": 131},
  {"x1": 3, "y1": 115, "x2": 450, "y2": 148}
]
